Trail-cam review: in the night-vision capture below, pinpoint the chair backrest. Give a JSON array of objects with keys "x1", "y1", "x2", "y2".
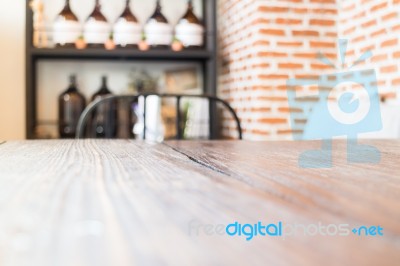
[{"x1": 76, "y1": 93, "x2": 242, "y2": 140}]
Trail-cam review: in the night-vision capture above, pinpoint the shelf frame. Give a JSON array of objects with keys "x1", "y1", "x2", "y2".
[{"x1": 25, "y1": 0, "x2": 218, "y2": 140}]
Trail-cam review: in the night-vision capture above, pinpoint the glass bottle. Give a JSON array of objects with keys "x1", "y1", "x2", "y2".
[
  {"x1": 83, "y1": 0, "x2": 110, "y2": 48},
  {"x1": 144, "y1": 0, "x2": 173, "y2": 48},
  {"x1": 175, "y1": 0, "x2": 204, "y2": 48},
  {"x1": 58, "y1": 75, "x2": 86, "y2": 138},
  {"x1": 53, "y1": 0, "x2": 81, "y2": 47},
  {"x1": 113, "y1": 0, "x2": 141, "y2": 48},
  {"x1": 90, "y1": 76, "x2": 117, "y2": 138}
]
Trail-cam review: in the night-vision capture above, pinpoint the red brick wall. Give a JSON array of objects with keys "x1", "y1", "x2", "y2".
[
  {"x1": 218, "y1": 0, "x2": 400, "y2": 140},
  {"x1": 339, "y1": 0, "x2": 400, "y2": 91}
]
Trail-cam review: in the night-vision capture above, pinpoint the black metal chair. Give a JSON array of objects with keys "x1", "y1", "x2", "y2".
[{"x1": 76, "y1": 93, "x2": 242, "y2": 140}]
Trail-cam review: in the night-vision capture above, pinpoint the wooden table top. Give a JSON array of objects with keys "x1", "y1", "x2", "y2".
[{"x1": 0, "y1": 140, "x2": 399, "y2": 266}]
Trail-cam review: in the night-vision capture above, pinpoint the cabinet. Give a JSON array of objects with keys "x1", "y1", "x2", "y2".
[{"x1": 26, "y1": 0, "x2": 217, "y2": 139}]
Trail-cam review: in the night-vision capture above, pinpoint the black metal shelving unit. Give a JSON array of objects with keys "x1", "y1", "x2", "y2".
[{"x1": 25, "y1": 0, "x2": 217, "y2": 139}]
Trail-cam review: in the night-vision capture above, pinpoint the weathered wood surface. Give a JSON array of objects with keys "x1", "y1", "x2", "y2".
[{"x1": 0, "y1": 140, "x2": 398, "y2": 266}]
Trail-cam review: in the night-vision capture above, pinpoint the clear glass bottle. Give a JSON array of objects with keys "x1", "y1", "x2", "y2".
[
  {"x1": 144, "y1": 0, "x2": 173, "y2": 48},
  {"x1": 83, "y1": 0, "x2": 110, "y2": 48},
  {"x1": 53, "y1": 0, "x2": 81, "y2": 47},
  {"x1": 113, "y1": 0, "x2": 141, "y2": 48},
  {"x1": 90, "y1": 76, "x2": 117, "y2": 138},
  {"x1": 175, "y1": 0, "x2": 204, "y2": 48},
  {"x1": 58, "y1": 75, "x2": 86, "y2": 138}
]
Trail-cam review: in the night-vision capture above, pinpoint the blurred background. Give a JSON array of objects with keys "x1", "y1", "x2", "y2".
[{"x1": 0, "y1": 0, "x2": 399, "y2": 141}]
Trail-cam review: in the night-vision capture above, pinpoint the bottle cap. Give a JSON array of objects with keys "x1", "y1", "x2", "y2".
[{"x1": 70, "y1": 75, "x2": 77, "y2": 84}]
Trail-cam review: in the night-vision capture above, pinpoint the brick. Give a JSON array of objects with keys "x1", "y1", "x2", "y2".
[
  {"x1": 344, "y1": 26, "x2": 356, "y2": 35},
  {"x1": 393, "y1": 25, "x2": 400, "y2": 32},
  {"x1": 311, "y1": 63, "x2": 334, "y2": 70},
  {"x1": 253, "y1": 18, "x2": 270, "y2": 24},
  {"x1": 362, "y1": 19, "x2": 376, "y2": 28},
  {"x1": 277, "y1": 41, "x2": 303, "y2": 47},
  {"x1": 380, "y1": 92, "x2": 396, "y2": 101},
  {"x1": 310, "y1": 19, "x2": 335, "y2": 26},
  {"x1": 277, "y1": 129, "x2": 303, "y2": 135},
  {"x1": 354, "y1": 11, "x2": 366, "y2": 19},
  {"x1": 278, "y1": 63, "x2": 303, "y2": 69},
  {"x1": 394, "y1": 51, "x2": 400, "y2": 58},
  {"x1": 277, "y1": 85, "x2": 289, "y2": 90},
  {"x1": 371, "y1": 2, "x2": 388, "y2": 12},
  {"x1": 325, "y1": 32, "x2": 337, "y2": 37},
  {"x1": 382, "y1": 12, "x2": 398, "y2": 21},
  {"x1": 260, "y1": 29, "x2": 286, "y2": 36},
  {"x1": 251, "y1": 63, "x2": 270, "y2": 68},
  {"x1": 381, "y1": 39, "x2": 398, "y2": 48},
  {"x1": 353, "y1": 35, "x2": 366, "y2": 43},
  {"x1": 259, "y1": 6, "x2": 289, "y2": 13},
  {"x1": 251, "y1": 129, "x2": 270, "y2": 135},
  {"x1": 251, "y1": 107, "x2": 272, "y2": 112},
  {"x1": 393, "y1": 78, "x2": 400, "y2": 86},
  {"x1": 293, "y1": 8, "x2": 308, "y2": 14},
  {"x1": 258, "y1": 118, "x2": 287, "y2": 124},
  {"x1": 292, "y1": 30, "x2": 319, "y2": 37},
  {"x1": 310, "y1": 0, "x2": 335, "y2": 3},
  {"x1": 360, "y1": 45, "x2": 374, "y2": 53},
  {"x1": 259, "y1": 74, "x2": 289, "y2": 80},
  {"x1": 295, "y1": 119, "x2": 307, "y2": 125},
  {"x1": 281, "y1": 0, "x2": 302, "y2": 2},
  {"x1": 253, "y1": 40, "x2": 270, "y2": 46},
  {"x1": 296, "y1": 96, "x2": 320, "y2": 102},
  {"x1": 381, "y1": 65, "x2": 398, "y2": 73},
  {"x1": 259, "y1": 96, "x2": 288, "y2": 102},
  {"x1": 258, "y1": 52, "x2": 287, "y2": 57},
  {"x1": 371, "y1": 29, "x2": 386, "y2": 37},
  {"x1": 278, "y1": 107, "x2": 303, "y2": 113},
  {"x1": 276, "y1": 18, "x2": 302, "y2": 25},
  {"x1": 343, "y1": 3, "x2": 356, "y2": 12},
  {"x1": 310, "y1": 41, "x2": 335, "y2": 48},
  {"x1": 313, "y1": 8, "x2": 337, "y2": 15},
  {"x1": 295, "y1": 75, "x2": 320, "y2": 80},
  {"x1": 293, "y1": 53, "x2": 317, "y2": 59},
  {"x1": 371, "y1": 54, "x2": 388, "y2": 63}
]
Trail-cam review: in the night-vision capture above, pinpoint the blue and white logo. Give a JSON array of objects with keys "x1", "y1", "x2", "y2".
[{"x1": 287, "y1": 40, "x2": 382, "y2": 168}]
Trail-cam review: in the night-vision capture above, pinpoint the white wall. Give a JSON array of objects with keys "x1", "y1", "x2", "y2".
[{"x1": 0, "y1": 0, "x2": 25, "y2": 140}]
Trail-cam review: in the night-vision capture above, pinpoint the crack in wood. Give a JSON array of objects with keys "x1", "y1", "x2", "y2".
[{"x1": 163, "y1": 142, "x2": 231, "y2": 177}]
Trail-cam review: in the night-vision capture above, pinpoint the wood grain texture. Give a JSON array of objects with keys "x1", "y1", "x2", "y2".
[
  {"x1": 166, "y1": 140, "x2": 400, "y2": 263},
  {"x1": 0, "y1": 140, "x2": 398, "y2": 266}
]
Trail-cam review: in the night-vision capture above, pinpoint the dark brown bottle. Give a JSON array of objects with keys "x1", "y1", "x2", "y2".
[
  {"x1": 83, "y1": 0, "x2": 110, "y2": 48},
  {"x1": 175, "y1": 0, "x2": 204, "y2": 48},
  {"x1": 53, "y1": 0, "x2": 81, "y2": 47},
  {"x1": 144, "y1": 0, "x2": 172, "y2": 48},
  {"x1": 90, "y1": 76, "x2": 117, "y2": 138},
  {"x1": 116, "y1": 99, "x2": 137, "y2": 139},
  {"x1": 58, "y1": 75, "x2": 86, "y2": 138},
  {"x1": 113, "y1": 0, "x2": 141, "y2": 48}
]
